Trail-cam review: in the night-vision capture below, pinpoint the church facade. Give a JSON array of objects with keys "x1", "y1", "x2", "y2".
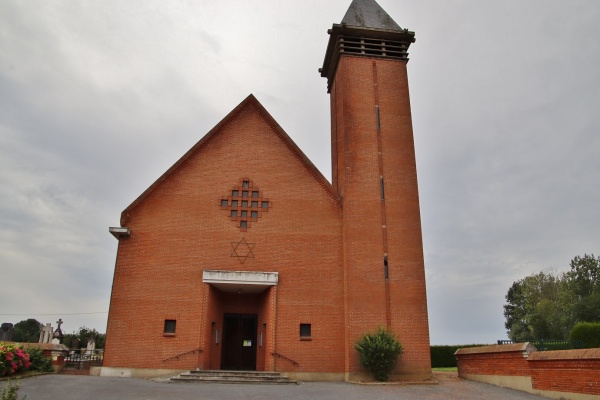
[{"x1": 103, "y1": 0, "x2": 431, "y2": 381}]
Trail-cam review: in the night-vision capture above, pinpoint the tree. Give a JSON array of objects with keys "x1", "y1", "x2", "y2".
[
  {"x1": 62, "y1": 327, "x2": 106, "y2": 349},
  {"x1": 504, "y1": 271, "x2": 567, "y2": 341},
  {"x1": 11, "y1": 319, "x2": 42, "y2": 343},
  {"x1": 504, "y1": 279, "x2": 530, "y2": 341},
  {"x1": 572, "y1": 293, "x2": 600, "y2": 323},
  {"x1": 567, "y1": 254, "x2": 600, "y2": 299},
  {"x1": 504, "y1": 254, "x2": 600, "y2": 342}
]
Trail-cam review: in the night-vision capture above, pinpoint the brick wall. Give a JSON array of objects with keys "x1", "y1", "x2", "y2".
[
  {"x1": 529, "y1": 349, "x2": 600, "y2": 396},
  {"x1": 455, "y1": 343, "x2": 533, "y2": 377},
  {"x1": 330, "y1": 54, "x2": 431, "y2": 378},
  {"x1": 104, "y1": 39, "x2": 433, "y2": 379},
  {"x1": 105, "y1": 96, "x2": 346, "y2": 373},
  {"x1": 456, "y1": 344, "x2": 600, "y2": 398},
  {"x1": 105, "y1": 89, "x2": 430, "y2": 378}
]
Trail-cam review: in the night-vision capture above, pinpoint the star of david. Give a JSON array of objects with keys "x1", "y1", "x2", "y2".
[{"x1": 230, "y1": 237, "x2": 255, "y2": 263}]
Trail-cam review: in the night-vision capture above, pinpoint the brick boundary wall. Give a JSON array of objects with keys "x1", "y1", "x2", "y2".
[
  {"x1": 528, "y1": 349, "x2": 600, "y2": 397},
  {"x1": 455, "y1": 344, "x2": 600, "y2": 400},
  {"x1": 20, "y1": 343, "x2": 69, "y2": 373}
]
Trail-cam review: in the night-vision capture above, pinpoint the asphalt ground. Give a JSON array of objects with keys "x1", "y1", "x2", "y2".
[{"x1": 4, "y1": 372, "x2": 549, "y2": 400}]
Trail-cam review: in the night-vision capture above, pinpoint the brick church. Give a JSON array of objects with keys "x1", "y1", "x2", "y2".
[{"x1": 104, "y1": 0, "x2": 431, "y2": 381}]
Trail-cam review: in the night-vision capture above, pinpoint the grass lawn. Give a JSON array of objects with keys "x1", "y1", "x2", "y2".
[{"x1": 432, "y1": 367, "x2": 458, "y2": 372}]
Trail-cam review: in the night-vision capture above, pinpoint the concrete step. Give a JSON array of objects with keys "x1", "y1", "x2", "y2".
[{"x1": 170, "y1": 370, "x2": 297, "y2": 385}]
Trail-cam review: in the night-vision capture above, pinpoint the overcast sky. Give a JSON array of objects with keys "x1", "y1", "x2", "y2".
[{"x1": 1, "y1": 0, "x2": 598, "y2": 345}]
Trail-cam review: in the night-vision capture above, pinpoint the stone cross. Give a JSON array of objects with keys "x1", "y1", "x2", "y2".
[{"x1": 52, "y1": 319, "x2": 63, "y2": 344}]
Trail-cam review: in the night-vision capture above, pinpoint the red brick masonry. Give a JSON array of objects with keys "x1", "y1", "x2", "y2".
[
  {"x1": 529, "y1": 349, "x2": 600, "y2": 396},
  {"x1": 455, "y1": 344, "x2": 600, "y2": 397}
]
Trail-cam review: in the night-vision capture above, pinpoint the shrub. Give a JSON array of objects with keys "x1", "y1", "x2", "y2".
[
  {"x1": 0, "y1": 379, "x2": 26, "y2": 400},
  {"x1": 0, "y1": 343, "x2": 31, "y2": 377},
  {"x1": 24, "y1": 347, "x2": 53, "y2": 373},
  {"x1": 355, "y1": 327, "x2": 402, "y2": 381},
  {"x1": 570, "y1": 322, "x2": 600, "y2": 348}
]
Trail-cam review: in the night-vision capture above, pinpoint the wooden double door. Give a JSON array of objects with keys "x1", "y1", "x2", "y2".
[{"x1": 221, "y1": 313, "x2": 257, "y2": 371}]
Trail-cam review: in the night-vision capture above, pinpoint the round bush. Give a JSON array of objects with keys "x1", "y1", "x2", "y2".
[
  {"x1": 570, "y1": 322, "x2": 600, "y2": 348},
  {"x1": 355, "y1": 327, "x2": 403, "y2": 381},
  {"x1": 0, "y1": 343, "x2": 31, "y2": 377}
]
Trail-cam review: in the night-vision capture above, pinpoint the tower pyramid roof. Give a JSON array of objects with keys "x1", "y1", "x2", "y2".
[
  {"x1": 341, "y1": 0, "x2": 402, "y2": 31},
  {"x1": 320, "y1": 0, "x2": 415, "y2": 92}
]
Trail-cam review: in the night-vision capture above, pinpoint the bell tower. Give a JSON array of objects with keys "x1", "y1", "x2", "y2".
[{"x1": 320, "y1": 0, "x2": 431, "y2": 380}]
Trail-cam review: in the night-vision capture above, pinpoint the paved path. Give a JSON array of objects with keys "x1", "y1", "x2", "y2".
[{"x1": 6, "y1": 372, "x2": 548, "y2": 400}]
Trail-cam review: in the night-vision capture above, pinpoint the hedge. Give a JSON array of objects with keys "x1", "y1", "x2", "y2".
[
  {"x1": 430, "y1": 344, "x2": 489, "y2": 368},
  {"x1": 570, "y1": 322, "x2": 600, "y2": 348}
]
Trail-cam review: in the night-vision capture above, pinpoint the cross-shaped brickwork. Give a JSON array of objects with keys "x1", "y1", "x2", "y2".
[{"x1": 219, "y1": 179, "x2": 270, "y2": 232}]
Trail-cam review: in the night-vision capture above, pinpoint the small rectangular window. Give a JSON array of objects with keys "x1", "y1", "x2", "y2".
[
  {"x1": 240, "y1": 221, "x2": 247, "y2": 228},
  {"x1": 220, "y1": 200, "x2": 228, "y2": 207},
  {"x1": 251, "y1": 201, "x2": 258, "y2": 208},
  {"x1": 300, "y1": 323, "x2": 311, "y2": 338},
  {"x1": 231, "y1": 210, "x2": 238, "y2": 217},
  {"x1": 242, "y1": 201, "x2": 248, "y2": 207},
  {"x1": 251, "y1": 211, "x2": 258, "y2": 219},
  {"x1": 252, "y1": 191, "x2": 259, "y2": 198},
  {"x1": 164, "y1": 320, "x2": 176, "y2": 334},
  {"x1": 243, "y1": 181, "x2": 249, "y2": 188},
  {"x1": 242, "y1": 191, "x2": 248, "y2": 198},
  {"x1": 232, "y1": 190, "x2": 239, "y2": 197},
  {"x1": 241, "y1": 211, "x2": 247, "y2": 217},
  {"x1": 232, "y1": 200, "x2": 238, "y2": 207},
  {"x1": 262, "y1": 201, "x2": 269, "y2": 208}
]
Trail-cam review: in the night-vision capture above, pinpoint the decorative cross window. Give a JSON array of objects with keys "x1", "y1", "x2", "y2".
[{"x1": 220, "y1": 179, "x2": 270, "y2": 232}]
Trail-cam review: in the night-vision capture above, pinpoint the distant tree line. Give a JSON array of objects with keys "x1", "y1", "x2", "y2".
[
  {"x1": 504, "y1": 254, "x2": 600, "y2": 341},
  {"x1": 11, "y1": 319, "x2": 42, "y2": 343},
  {"x1": 9, "y1": 319, "x2": 105, "y2": 348}
]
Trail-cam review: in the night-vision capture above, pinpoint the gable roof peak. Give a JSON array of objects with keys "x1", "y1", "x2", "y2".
[
  {"x1": 119, "y1": 94, "x2": 340, "y2": 224},
  {"x1": 341, "y1": 0, "x2": 402, "y2": 31}
]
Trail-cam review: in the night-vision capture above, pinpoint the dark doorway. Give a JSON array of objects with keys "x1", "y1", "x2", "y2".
[{"x1": 221, "y1": 313, "x2": 257, "y2": 370}]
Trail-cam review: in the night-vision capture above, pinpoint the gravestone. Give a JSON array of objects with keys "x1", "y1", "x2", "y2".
[
  {"x1": 38, "y1": 323, "x2": 53, "y2": 343},
  {"x1": 86, "y1": 336, "x2": 96, "y2": 353},
  {"x1": 0, "y1": 323, "x2": 13, "y2": 341}
]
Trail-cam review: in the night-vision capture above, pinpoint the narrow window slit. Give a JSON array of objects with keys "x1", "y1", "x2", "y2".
[{"x1": 384, "y1": 255, "x2": 389, "y2": 279}]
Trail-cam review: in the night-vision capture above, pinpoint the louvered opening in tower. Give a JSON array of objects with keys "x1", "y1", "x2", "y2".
[{"x1": 338, "y1": 36, "x2": 409, "y2": 60}]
